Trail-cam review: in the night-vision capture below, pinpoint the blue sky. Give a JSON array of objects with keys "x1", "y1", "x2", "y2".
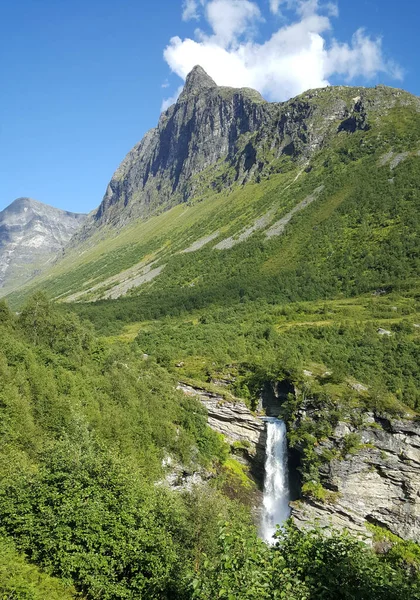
[{"x1": 0, "y1": 0, "x2": 418, "y2": 214}]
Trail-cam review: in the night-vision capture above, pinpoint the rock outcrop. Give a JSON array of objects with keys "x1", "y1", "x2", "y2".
[
  {"x1": 178, "y1": 379, "x2": 420, "y2": 542},
  {"x1": 0, "y1": 198, "x2": 86, "y2": 295},
  {"x1": 177, "y1": 382, "x2": 266, "y2": 482},
  {"x1": 291, "y1": 413, "x2": 420, "y2": 542}
]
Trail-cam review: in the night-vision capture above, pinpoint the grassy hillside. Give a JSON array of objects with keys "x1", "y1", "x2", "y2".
[
  {"x1": 8, "y1": 89, "x2": 420, "y2": 312},
  {"x1": 2, "y1": 86, "x2": 420, "y2": 597}
]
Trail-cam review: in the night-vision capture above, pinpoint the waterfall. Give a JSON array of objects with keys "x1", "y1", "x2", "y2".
[{"x1": 261, "y1": 418, "x2": 291, "y2": 543}]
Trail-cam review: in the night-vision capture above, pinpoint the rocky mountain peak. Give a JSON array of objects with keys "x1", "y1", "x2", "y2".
[
  {"x1": 0, "y1": 198, "x2": 86, "y2": 295},
  {"x1": 76, "y1": 79, "x2": 419, "y2": 237},
  {"x1": 4, "y1": 197, "x2": 40, "y2": 214},
  {"x1": 179, "y1": 65, "x2": 217, "y2": 100}
]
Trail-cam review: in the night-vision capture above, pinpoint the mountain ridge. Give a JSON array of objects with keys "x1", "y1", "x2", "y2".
[
  {"x1": 73, "y1": 66, "x2": 419, "y2": 244},
  {"x1": 7, "y1": 68, "x2": 420, "y2": 308}
]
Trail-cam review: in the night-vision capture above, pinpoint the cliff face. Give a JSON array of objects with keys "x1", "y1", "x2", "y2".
[
  {"x1": 77, "y1": 66, "x2": 419, "y2": 238},
  {"x1": 81, "y1": 66, "x2": 270, "y2": 234},
  {"x1": 177, "y1": 382, "x2": 266, "y2": 483},
  {"x1": 290, "y1": 405, "x2": 420, "y2": 543},
  {"x1": 179, "y1": 380, "x2": 420, "y2": 542},
  {"x1": 0, "y1": 198, "x2": 86, "y2": 295}
]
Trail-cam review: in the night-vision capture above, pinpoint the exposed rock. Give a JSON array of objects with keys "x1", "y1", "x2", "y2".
[
  {"x1": 157, "y1": 454, "x2": 211, "y2": 492},
  {"x1": 178, "y1": 65, "x2": 217, "y2": 100},
  {"x1": 62, "y1": 259, "x2": 164, "y2": 302},
  {"x1": 77, "y1": 66, "x2": 270, "y2": 236},
  {"x1": 378, "y1": 151, "x2": 394, "y2": 167},
  {"x1": 0, "y1": 197, "x2": 86, "y2": 295},
  {"x1": 214, "y1": 209, "x2": 275, "y2": 250},
  {"x1": 378, "y1": 327, "x2": 392, "y2": 336},
  {"x1": 291, "y1": 414, "x2": 420, "y2": 542},
  {"x1": 177, "y1": 382, "x2": 266, "y2": 483},
  {"x1": 73, "y1": 68, "x2": 420, "y2": 241},
  {"x1": 181, "y1": 231, "x2": 220, "y2": 253},
  {"x1": 390, "y1": 152, "x2": 409, "y2": 169},
  {"x1": 350, "y1": 381, "x2": 369, "y2": 393},
  {"x1": 378, "y1": 150, "x2": 410, "y2": 170},
  {"x1": 265, "y1": 185, "x2": 324, "y2": 239},
  {"x1": 210, "y1": 378, "x2": 233, "y2": 387},
  {"x1": 257, "y1": 380, "x2": 295, "y2": 417}
]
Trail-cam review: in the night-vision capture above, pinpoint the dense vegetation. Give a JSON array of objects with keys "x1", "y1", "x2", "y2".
[
  {"x1": 1, "y1": 296, "x2": 419, "y2": 598},
  {"x1": 2, "y1": 90, "x2": 420, "y2": 598}
]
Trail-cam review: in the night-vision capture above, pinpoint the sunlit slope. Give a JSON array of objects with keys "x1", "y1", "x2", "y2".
[
  {"x1": 9, "y1": 165, "x2": 310, "y2": 302},
  {"x1": 9, "y1": 97, "x2": 420, "y2": 312}
]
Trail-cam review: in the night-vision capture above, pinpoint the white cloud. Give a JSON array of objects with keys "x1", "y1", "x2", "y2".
[
  {"x1": 269, "y1": 0, "x2": 281, "y2": 13},
  {"x1": 162, "y1": 0, "x2": 402, "y2": 108},
  {"x1": 206, "y1": 0, "x2": 262, "y2": 46},
  {"x1": 182, "y1": 0, "x2": 200, "y2": 20},
  {"x1": 326, "y1": 28, "x2": 403, "y2": 80}
]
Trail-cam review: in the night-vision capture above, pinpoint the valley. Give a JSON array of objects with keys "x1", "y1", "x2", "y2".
[{"x1": 1, "y1": 66, "x2": 420, "y2": 598}]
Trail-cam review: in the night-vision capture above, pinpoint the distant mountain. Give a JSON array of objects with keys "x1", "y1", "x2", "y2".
[{"x1": 0, "y1": 197, "x2": 86, "y2": 295}]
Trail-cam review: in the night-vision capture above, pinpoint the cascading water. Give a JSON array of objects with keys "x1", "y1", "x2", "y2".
[{"x1": 261, "y1": 418, "x2": 291, "y2": 543}]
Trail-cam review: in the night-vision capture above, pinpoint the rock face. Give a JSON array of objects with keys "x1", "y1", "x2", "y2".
[
  {"x1": 177, "y1": 380, "x2": 420, "y2": 541},
  {"x1": 177, "y1": 382, "x2": 266, "y2": 483},
  {"x1": 79, "y1": 65, "x2": 269, "y2": 235},
  {"x1": 291, "y1": 414, "x2": 420, "y2": 542},
  {"x1": 258, "y1": 380, "x2": 295, "y2": 417},
  {"x1": 0, "y1": 198, "x2": 86, "y2": 295},
  {"x1": 76, "y1": 66, "x2": 419, "y2": 238}
]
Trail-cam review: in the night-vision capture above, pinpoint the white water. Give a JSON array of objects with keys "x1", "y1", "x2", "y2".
[{"x1": 261, "y1": 418, "x2": 291, "y2": 543}]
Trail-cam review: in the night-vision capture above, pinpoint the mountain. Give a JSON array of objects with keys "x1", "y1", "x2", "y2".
[
  {"x1": 1, "y1": 68, "x2": 420, "y2": 596},
  {"x1": 0, "y1": 197, "x2": 86, "y2": 295},
  {"x1": 13, "y1": 67, "x2": 418, "y2": 542},
  {"x1": 75, "y1": 65, "x2": 419, "y2": 239},
  {"x1": 16, "y1": 67, "x2": 420, "y2": 309}
]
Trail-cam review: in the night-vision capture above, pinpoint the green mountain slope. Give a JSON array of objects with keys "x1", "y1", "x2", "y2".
[
  {"x1": 2, "y1": 71, "x2": 420, "y2": 597},
  {"x1": 9, "y1": 77, "x2": 420, "y2": 312},
  {"x1": 7, "y1": 76, "x2": 420, "y2": 417}
]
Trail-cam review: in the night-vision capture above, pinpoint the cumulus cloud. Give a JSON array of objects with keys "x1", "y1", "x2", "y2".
[
  {"x1": 163, "y1": 0, "x2": 402, "y2": 107},
  {"x1": 182, "y1": 0, "x2": 200, "y2": 20},
  {"x1": 326, "y1": 28, "x2": 403, "y2": 80},
  {"x1": 206, "y1": 0, "x2": 262, "y2": 46}
]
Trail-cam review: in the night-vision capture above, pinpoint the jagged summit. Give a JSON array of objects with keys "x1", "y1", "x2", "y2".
[
  {"x1": 75, "y1": 78, "x2": 419, "y2": 238},
  {"x1": 179, "y1": 65, "x2": 217, "y2": 100}
]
